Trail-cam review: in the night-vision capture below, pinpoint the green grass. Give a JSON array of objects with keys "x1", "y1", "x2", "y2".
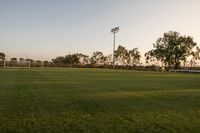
[{"x1": 0, "y1": 68, "x2": 200, "y2": 133}]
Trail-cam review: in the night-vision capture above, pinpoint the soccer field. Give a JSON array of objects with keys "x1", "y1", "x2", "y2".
[{"x1": 0, "y1": 68, "x2": 200, "y2": 132}]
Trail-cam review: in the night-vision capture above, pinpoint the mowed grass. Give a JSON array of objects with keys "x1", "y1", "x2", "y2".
[{"x1": 0, "y1": 68, "x2": 200, "y2": 133}]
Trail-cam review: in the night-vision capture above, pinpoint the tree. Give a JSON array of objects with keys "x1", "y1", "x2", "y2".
[
  {"x1": 91, "y1": 51, "x2": 105, "y2": 66},
  {"x1": 192, "y1": 46, "x2": 200, "y2": 61},
  {"x1": 145, "y1": 31, "x2": 197, "y2": 69},
  {"x1": 10, "y1": 57, "x2": 18, "y2": 66},
  {"x1": 64, "y1": 54, "x2": 80, "y2": 65},
  {"x1": 35, "y1": 60, "x2": 42, "y2": 65},
  {"x1": 104, "y1": 54, "x2": 112, "y2": 65},
  {"x1": 190, "y1": 46, "x2": 200, "y2": 67},
  {"x1": 115, "y1": 45, "x2": 128, "y2": 66},
  {"x1": 52, "y1": 56, "x2": 65, "y2": 64},
  {"x1": 19, "y1": 57, "x2": 24, "y2": 62},
  {"x1": 76, "y1": 53, "x2": 90, "y2": 66},
  {"x1": 25, "y1": 58, "x2": 34, "y2": 63},
  {"x1": 0, "y1": 52, "x2": 6, "y2": 61},
  {"x1": 10, "y1": 57, "x2": 17, "y2": 62},
  {"x1": 145, "y1": 50, "x2": 158, "y2": 65},
  {"x1": 127, "y1": 48, "x2": 141, "y2": 66},
  {"x1": 43, "y1": 61, "x2": 50, "y2": 67}
]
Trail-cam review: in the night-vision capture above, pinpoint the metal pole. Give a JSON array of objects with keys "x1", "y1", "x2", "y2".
[
  {"x1": 113, "y1": 32, "x2": 115, "y2": 69},
  {"x1": 111, "y1": 27, "x2": 119, "y2": 69}
]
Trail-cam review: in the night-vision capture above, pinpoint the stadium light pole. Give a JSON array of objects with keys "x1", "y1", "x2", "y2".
[{"x1": 111, "y1": 27, "x2": 119, "y2": 69}]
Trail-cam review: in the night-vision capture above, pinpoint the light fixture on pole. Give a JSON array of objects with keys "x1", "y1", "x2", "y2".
[{"x1": 111, "y1": 27, "x2": 119, "y2": 69}]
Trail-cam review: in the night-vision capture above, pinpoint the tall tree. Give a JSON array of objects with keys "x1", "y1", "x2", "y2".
[
  {"x1": 10, "y1": 57, "x2": 18, "y2": 66},
  {"x1": 127, "y1": 48, "x2": 141, "y2": 66},
  {"x1": 115, "y1": 45, "x2": 128, "y2": 65},
  {"x1": 145, "y1": 31, "x2": 197, "y2": 69},
  {"x1": 65, "y1": 54, "x2": 80, "y2": 65},
  {"x1": 91, "y1": 51, "x2": 104, "y2": 66},
  {"x1": 25, "y1": 58, "x2": 34, "y2": 63},
  {"x1": 76, "y1": 53, "x2": 90, "y2": 65},
  {"x1": 0, "y1": 52, "x2": 6, "y2": 61},
  {"x1": 10, "y1": 57, "x2": 18, "y2": 62},
  {"x1": 190, "y1": 46, "x2": 200, "y2": 67},
  {"x1": 43, "y1": 61, "x2": 50, "y2": 66},
  {"x1": 192, "y1": 46, "x2": 200, "y2": 61},
  {"x1": 52, "y1": 56, "x2": 65, "y2": 64},
  {"x1": 19, "y1": 58, "x2": 24, "y2": 62},
  {"x1": 104, "y1": 54, "x2": 112, "y2": 65},
  {"x1": 145, "y1": 50, "x2": 157, "y2": 65}
]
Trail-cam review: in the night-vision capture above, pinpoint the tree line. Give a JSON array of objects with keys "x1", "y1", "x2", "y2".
[
  {"x1": 1, "y1": 31, "x2": 200, "y2": 70},
  {"x1": 49, "y1": 45, "x2": 141, "y2": 68}
]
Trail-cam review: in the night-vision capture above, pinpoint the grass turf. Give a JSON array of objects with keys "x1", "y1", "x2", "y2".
[{"x1": 0, "y1": 68, "x2": 200, "y2": 132}]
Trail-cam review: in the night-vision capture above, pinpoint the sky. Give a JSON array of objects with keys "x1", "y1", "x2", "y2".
[{"x1": 0, "y1": 0, "x2": 200, "y2": 61}]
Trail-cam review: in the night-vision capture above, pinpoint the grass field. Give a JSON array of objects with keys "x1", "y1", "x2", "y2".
[{"x1": 0, "y1": 68, "x2": 200, "y2": 132}]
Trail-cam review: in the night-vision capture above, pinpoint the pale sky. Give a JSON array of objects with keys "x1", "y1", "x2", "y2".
[{"x1": 0, "y1": 0, "x2": 200, "y2": 61}]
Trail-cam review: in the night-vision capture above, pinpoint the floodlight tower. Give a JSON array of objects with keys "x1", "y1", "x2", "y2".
[{"x1": 111, "y1": 27, "x2": 119, "y2": 69}]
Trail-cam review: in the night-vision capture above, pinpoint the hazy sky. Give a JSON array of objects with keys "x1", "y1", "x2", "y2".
[{"x1": 0, "y1": 0, "x2": 200, "y2": 61}]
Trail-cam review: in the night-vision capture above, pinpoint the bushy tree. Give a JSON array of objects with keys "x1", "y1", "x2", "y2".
[
  {"x1": 76, "y1": 53, "x2": 90, "y2": 65},
  {"x1": 64, "y1": 54, "x2": 80, "y2": 65},
  {"x1": 25, "y1": 58, "x2": 34, "y2": 63},
  {"x1": 52, "y1": 56, "x2": 65, "y2": 65},
  {"x1": 145, "y1": 50, "x2": 157, "y2": 65},
  {"x1": 19, "y1": 58, "x2": 24, "y2": 62},
  {"x1": 192, "y1": 46, "x2": 200, "y2": 61},
  {"x1": 115, "y1": 45, "x2": 141, "y2": 66},
  {"x1": 104, "y1": 54, "x2": 112, "y2": 65},
  {"x1": 145, "y1": 31, "x2": 197, "y2": 69},
  {"x1": 10, "y1": 57, "x2": 18, "y2": 62},
  {"x1": 91, "y1": 51, "x2": 104, "y2": 66},
  {"x1": 127, "y1": 48, "x2": 141, "y2": 66},
  {"x1": 115, "y1": 45, "x2": 128, "y2": 65}
]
